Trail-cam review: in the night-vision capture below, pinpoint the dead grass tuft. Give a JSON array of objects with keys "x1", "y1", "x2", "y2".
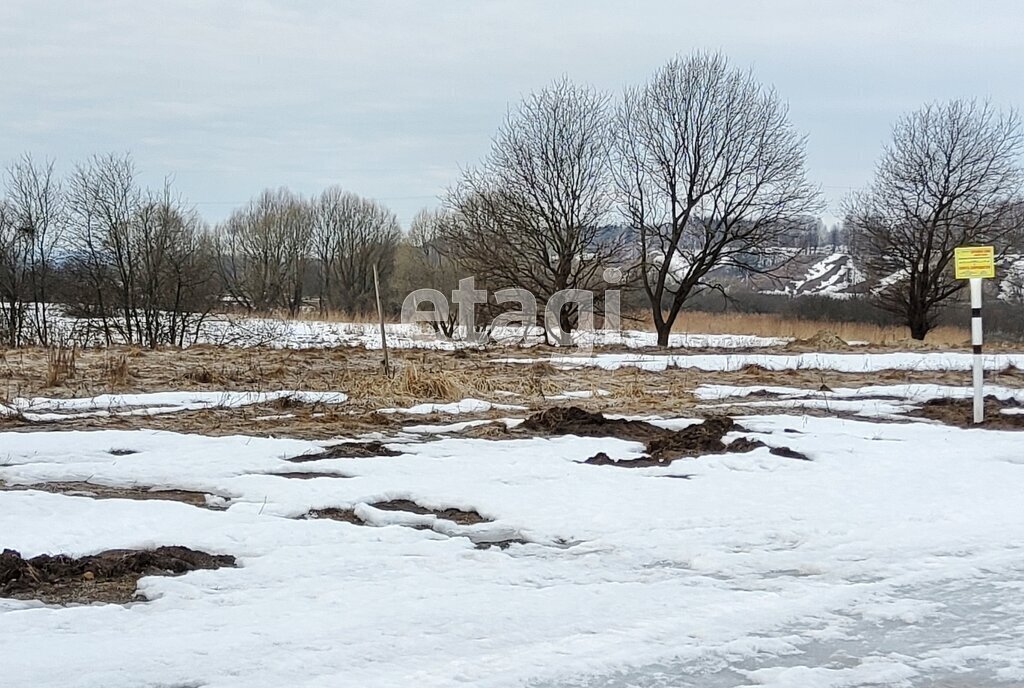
[
  {"x1": 629, "y1": 310, "x2": 970, "y2": 346},
  {"x1": 45, "y1": 344, "x2": 77, "y2": 388},
  {"x1": 104, "y1": 354, "x2": 131, "y2": 388}
]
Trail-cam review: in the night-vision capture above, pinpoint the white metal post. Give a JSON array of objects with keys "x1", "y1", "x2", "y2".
[{"x1": 970, "y1": 277, "x2": 984, "y2": 424}]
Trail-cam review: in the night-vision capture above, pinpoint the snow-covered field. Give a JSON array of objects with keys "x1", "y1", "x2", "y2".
[
  {"x1": 3, "y1": 331, "x2": 1024, "y2": 687},
  {"x1": 3, "y1": 396, "x2": 1024, "y2": 686},
  {"x1": 49, "y1": 313, "x2": 788, "y2": 350}
]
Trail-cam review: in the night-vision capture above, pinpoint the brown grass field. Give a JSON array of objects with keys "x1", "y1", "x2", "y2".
[
  {"x1": 4, "y1": 337, "x2": 1023, "y2": 439},
  {"x1": 254, "y1": 307, "x2": 975, "y2": 347}
]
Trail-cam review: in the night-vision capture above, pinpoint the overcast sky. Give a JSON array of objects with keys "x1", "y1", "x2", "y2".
[{"x1": 1, "y1": 0, "x2": 1022, "y2": 228}]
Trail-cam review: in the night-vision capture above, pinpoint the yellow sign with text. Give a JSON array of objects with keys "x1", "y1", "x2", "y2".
[{"x1": 954, "y1": 246, "x2": 995, "y2": 279}]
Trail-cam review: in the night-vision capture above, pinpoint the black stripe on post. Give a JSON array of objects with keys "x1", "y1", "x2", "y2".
[
  {"x1": 973, "y1": 344, "x2": 983, "y2": 355},
  {"x1": 971, "y1": 308, "x2": 982, "y2": 318}
]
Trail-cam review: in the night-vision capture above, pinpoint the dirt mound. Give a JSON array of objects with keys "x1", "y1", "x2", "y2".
[
  {"x1": 913, "y1": 397, "x2": 1024, "y2": 429},
  {"x1": 288, "y1": 441, "x2": 402, "y2": 462},
  {"x1": 646, "y1": 416, "x2": 739, "y2": 461},
  {"x1": 785, "y1": 329, "x2": 851, "y2": 351},
  {"x1": 520, "y1": 406, "x2": 670, "y2": 442},
  {"x1": 1, "y1": 546, "x2": 235, "y2": 604},
  {"x1": 583, "y1": 417, "x2": 808, "y2": 467}
]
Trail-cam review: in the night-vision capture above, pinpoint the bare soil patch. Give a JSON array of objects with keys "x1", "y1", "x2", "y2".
[
  {"x1": 519, "y1": 410, "x2": 812, "y2": 467},
  {"x1": 305, "y1": 507, "x2": 362, "y2": 524},
  {"x1": 0, "y1": 480, "x2": 226, "y2": 509},
  {"x1": 520, "y1": 406, "x2": 672, "y2": 442},
  {"x1": 0, "y1": 546, "x2": 235, "y2": 605},
  {"x1": 305, "y1": 499, "x2": 489, "y2": 526},
  {"x1": 287, "y1": 441, "x2": 402, "y2": 462},
  {"x1": 265, "y1": 471, "x2": 352, "y2": 480},
  {"x1": 912, "y1": 397, "x2": 1024, "y2": 430},
  {"x1": 370, "y1": 499, "x2": 490, "y2": 525}
]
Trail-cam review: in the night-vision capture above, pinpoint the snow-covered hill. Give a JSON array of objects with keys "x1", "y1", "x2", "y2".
[{"x1": 754, "y1": 248, "x2": 1024, "y2": 301}]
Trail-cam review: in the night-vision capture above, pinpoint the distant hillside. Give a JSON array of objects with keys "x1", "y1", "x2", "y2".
[{"x1": 742, "y1": 248, "x2": 1024, "y2": 301}]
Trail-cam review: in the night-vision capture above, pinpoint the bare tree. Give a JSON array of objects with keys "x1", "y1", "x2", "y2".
[
  {"x1": 66, "y1": 153, "x2": 143, "y2": 343},
  {"x1": 613, "y1": 52, "x2": 819, "y2": 346},
  {"x1": 310, "y1": 188, "x2": 400, "y2": 314},
  {"x1": 443, "y1": 78, "x2": 622, "y2": 339},
  {"x1": 64, "y1": 155, "x2": 218, "y2": 347},
  {"x1": 0, "y1": 198, "x2": 26, "y2": 346},
  {"x1": 393, "y1": 207, "x2": 465, "y2": 336},
  {"x1": 215, "y1": 189, "x2": 311, "y2": 314},
  {"x1": 1, "y1": 155, "x2": 65, "y2": 345},
  {"x1": 846, "y1": 100, "x2": 1024, "y2": 339},
  {"x1": 132, "y1": 184, "x2": 219, "y2": 347}
]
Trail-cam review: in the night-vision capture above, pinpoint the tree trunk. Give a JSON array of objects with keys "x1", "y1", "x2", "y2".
[
  {"x1": 908, "y1": 317, "x2": 930, "y2": 341},
  {"x1": 656, "y1": 320, "x2": 671, "y2": 347}
]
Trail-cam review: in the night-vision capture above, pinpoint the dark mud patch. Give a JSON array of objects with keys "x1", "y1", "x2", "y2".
[
  {"x1": 265, "y1": 471, "x2": 352, "y2": 480},
  {"x1": 305, "y1": 507, "x2": 362, "y2": 524},
  {"x1": 108, "y1": 448, "x2": 139, "y2": 456},
  {"x1": 303, "y1": 500, "x2": 525, "y2": 549},
  {"x1": 767, "y1": 446, "x2": 811, "y2": 460},
  {"x1": 0, "y1": 546, "x2": 235, "y2": 605},
  {"x1": 369, "y1": 499, "x2": 490, "y2": 525},
  {"x1": 646, "y1": 417, "x2": 741, "y2": 461},
  {"x1": 304, "y1": 499, "x2": 490, "y2": 526},
  {"x1": 520, "y1": 406, "x2": 672, "y2": 442},
  {"x1": 0, "y1": 480, "x2": 228, "y2": 509},
  {"x1": 286, "y1": 440, "x2": 402, "y2": 462},
  {"x1": 912, "y1": 397, "x2": 1024, "y2": 430},
  {"x1": 583, "y1": 416, "x2": 808, "y2": 467}
]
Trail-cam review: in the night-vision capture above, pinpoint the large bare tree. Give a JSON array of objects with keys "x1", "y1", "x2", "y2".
[
  {"x1": 1, "y1": 155, "x2": 65, "y2": 345},
  {"x1": 215, "y1": 188, "x2": 311, "y2": 314},
  {"x1": 65, "y1": 154, "x2": 218, "y2": 347},
  {"x1": 310, "y1": 188, "x2": 400, "y2": 314},
  {"x1": 613, "y1": 52, "x2": 819, "y2": 346},
  {"x1": 443, "y1": 78, "x2": 623, "y2": 337},
  {"x1": 846, "y1": 100, "x2": 1024, "y2": 340}
]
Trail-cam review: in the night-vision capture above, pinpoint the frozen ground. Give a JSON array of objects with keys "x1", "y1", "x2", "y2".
[{"x1": 2, "y1": 409, "x2": 1024, "y2": 687}]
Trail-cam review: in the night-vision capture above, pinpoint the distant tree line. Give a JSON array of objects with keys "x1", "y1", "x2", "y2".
[
  {"x1": 3, "y1": 52, "x2": 1022, "y2": 348},
  {"x1": 0, "y1": 154, "x2": 402, "y2": 348}
]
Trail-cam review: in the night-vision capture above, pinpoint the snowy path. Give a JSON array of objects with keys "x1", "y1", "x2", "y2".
[{"x1": 1, "y1": 416, "x2": 1023, "y2": 687}]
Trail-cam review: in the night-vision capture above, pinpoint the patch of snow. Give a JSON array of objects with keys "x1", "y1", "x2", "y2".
[{"x1": 378, "y1": 398, "x2": 528, "y2": 415}]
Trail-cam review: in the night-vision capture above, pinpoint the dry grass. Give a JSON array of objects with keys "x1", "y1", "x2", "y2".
[
  {"x1": 246, "y1": 306, "x2": 973, "y2": 346},
  {"x1": 45, "y1": 344, "x2": 77, "y2": 387},
  {"x1": 103, "y1": 353, "x2": 131, "y2": 388},
  {"x1": 628, "y1": 310, "x2": 971, "y2": 347}
]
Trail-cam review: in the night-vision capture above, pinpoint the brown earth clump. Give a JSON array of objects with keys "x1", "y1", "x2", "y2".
[
  {"x1": 0, "y1": 546, "x2": 235, "y2": 604},
  {"x1": 913, "y1": 397, "x2": 1024, "y2": 430},
  {"x1": 287, "y1": 441, "x2": 403, "y2": 462},
  {"x1": 519, "y1": 406, "x2": 671, "y2": 442},
  {"x1": 580, "y1": 415, "x2": 808, "y2": 467}
]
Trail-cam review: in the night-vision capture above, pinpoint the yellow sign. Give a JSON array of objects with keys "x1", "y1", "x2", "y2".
[{"x1": 954, "y1": 246, "x2": 995, "y2": 279}]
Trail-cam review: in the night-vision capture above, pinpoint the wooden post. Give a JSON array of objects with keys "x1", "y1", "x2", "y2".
[{"x1": 373, "y1": 263, "x2": 390, "y2": 376}]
